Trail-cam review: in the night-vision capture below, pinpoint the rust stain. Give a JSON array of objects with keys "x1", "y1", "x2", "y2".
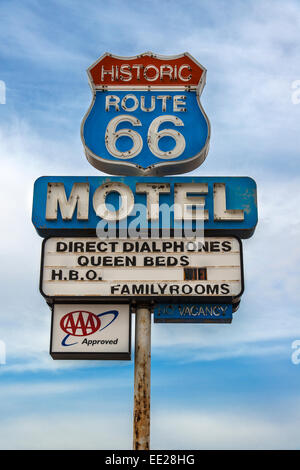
[{"x1": 133, "y1": 307, "x2": 151, "y2": 450}]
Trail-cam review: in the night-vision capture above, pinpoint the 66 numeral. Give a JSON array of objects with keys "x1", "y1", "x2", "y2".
[{"x1": 105, "y1": 115, "x2": 185, "y2": 160}]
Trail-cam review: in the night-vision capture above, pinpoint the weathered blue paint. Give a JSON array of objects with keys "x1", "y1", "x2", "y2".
[
  {"x1": 32, "y1": 175, "x2": 257, "y2": 238},
  {"x1": 154, "y1": 303, "x2": 233, "y2": 323},
  {"x1": 82, "y1": 91, "x2": 209, "y2": 172}
]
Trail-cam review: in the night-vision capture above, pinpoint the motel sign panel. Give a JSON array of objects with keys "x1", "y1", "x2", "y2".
[{"x1": 32, "y1": 176, "x2": 257, "y2": 238}]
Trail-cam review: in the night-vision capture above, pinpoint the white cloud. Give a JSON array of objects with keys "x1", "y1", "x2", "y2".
[
  {"x1": 0, "y1": 1, "x2": 87, "y2": 68},
  {"x1": 151, "y1": 407, "x2": 300, "y2": 450},
  {"x1": 0, "y1": 121, "x2": 102, "y2": 372},
  {"x1": 0, "y1": 376, "x2": 131, "y2": 398},
  {"x1": 0, "y1": 404, "x2": 299, "y2": 449},
  {"x1": 0, "y1": 412, "x2": 132, "y2": 450}
]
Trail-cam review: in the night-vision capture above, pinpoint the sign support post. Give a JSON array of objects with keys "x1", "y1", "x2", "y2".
[{"x1": 133, "y1": 306, "x2": 151, "y2": 450}]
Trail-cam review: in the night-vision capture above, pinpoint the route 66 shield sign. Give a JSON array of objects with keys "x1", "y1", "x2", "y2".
[{"x1": 81, "y1": 52, "x2": 210, "y2": 176}]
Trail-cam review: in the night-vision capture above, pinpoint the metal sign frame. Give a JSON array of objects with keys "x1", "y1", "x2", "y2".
[
  {"x1": 32, "y1": 176, "x2": 258, "y2": 239},
  {"x1": 81, "y1": 52, "x2": 211, "y2": 176},
  {"x1": 50, "y1": 303, "x2": 132, "y2": 360},
  {"x1": 39, "y1": 236, "x2": 244, "y2": 306},
  {"x1": 154, "y1": 303, "x2": 233, "y2": 323}
]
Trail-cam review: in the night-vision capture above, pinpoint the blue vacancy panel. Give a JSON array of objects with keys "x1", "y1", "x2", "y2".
[{"x1": 154, "y1": 303, "x2": 233, "y2": 323}]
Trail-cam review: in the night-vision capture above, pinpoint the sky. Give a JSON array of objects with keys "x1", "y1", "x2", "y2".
[{"x1": 0, "y1": 0, "x2": 300, "y2": 450}]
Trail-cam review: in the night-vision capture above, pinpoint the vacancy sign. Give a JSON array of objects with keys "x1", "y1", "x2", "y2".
[{"x1": 154, "y1": 303, "x2": 233, "y2": 323}]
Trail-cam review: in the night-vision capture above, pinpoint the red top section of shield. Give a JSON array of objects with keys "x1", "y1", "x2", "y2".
[{"x1": 88, "y1": 52, "x2": 206, "y2": 88}]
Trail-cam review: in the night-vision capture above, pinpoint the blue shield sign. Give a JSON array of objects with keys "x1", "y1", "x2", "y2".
[{"x1": 81, "y1": 52, "x2": 210, "y2": 176}]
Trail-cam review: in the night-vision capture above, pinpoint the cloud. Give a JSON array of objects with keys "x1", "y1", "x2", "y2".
[
  {"x1": 151, "y1": 407, "x2": 300, "y2": 450},
  {"x1": 2, "y1": 0, "x2": 300, "y2": 174},
  {"x1": 0, "y1": 0, "x2": 87, "y2": 68},
  {"x1": 0, "y1": 121, "x2": 101, "y2": 372},
  {"x1": 0, "y1": 404, "x2": 299, "y2": 449},
  {"x1": 0, "y1": 376, "x2": 131, "y2": 397},
  {"x1": 0, "y1": 412, "x2": 132, "y2": 450}
]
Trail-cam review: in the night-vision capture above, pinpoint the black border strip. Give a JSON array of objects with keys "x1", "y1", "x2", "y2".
[{"x1": 35, "y1": 226, "x2": 257, "y2": 239}]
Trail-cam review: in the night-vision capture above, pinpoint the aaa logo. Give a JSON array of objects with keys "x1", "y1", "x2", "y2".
[
  {"x1": 60, "y1": 310, "x2": 119, "y2": 346},
  {"x1": 60, "y1": 311, "x2": 100, "y2": 337}
]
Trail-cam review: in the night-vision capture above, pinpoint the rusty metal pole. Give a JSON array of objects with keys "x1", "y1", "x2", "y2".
[{"x1": 133, "y1": 305, "x2": 151, "y2": 450}]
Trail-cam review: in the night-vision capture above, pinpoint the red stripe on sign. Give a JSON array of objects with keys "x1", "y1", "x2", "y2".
[{"x1": 89, "y1": 53, "x2": 204, "y2": 87}]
